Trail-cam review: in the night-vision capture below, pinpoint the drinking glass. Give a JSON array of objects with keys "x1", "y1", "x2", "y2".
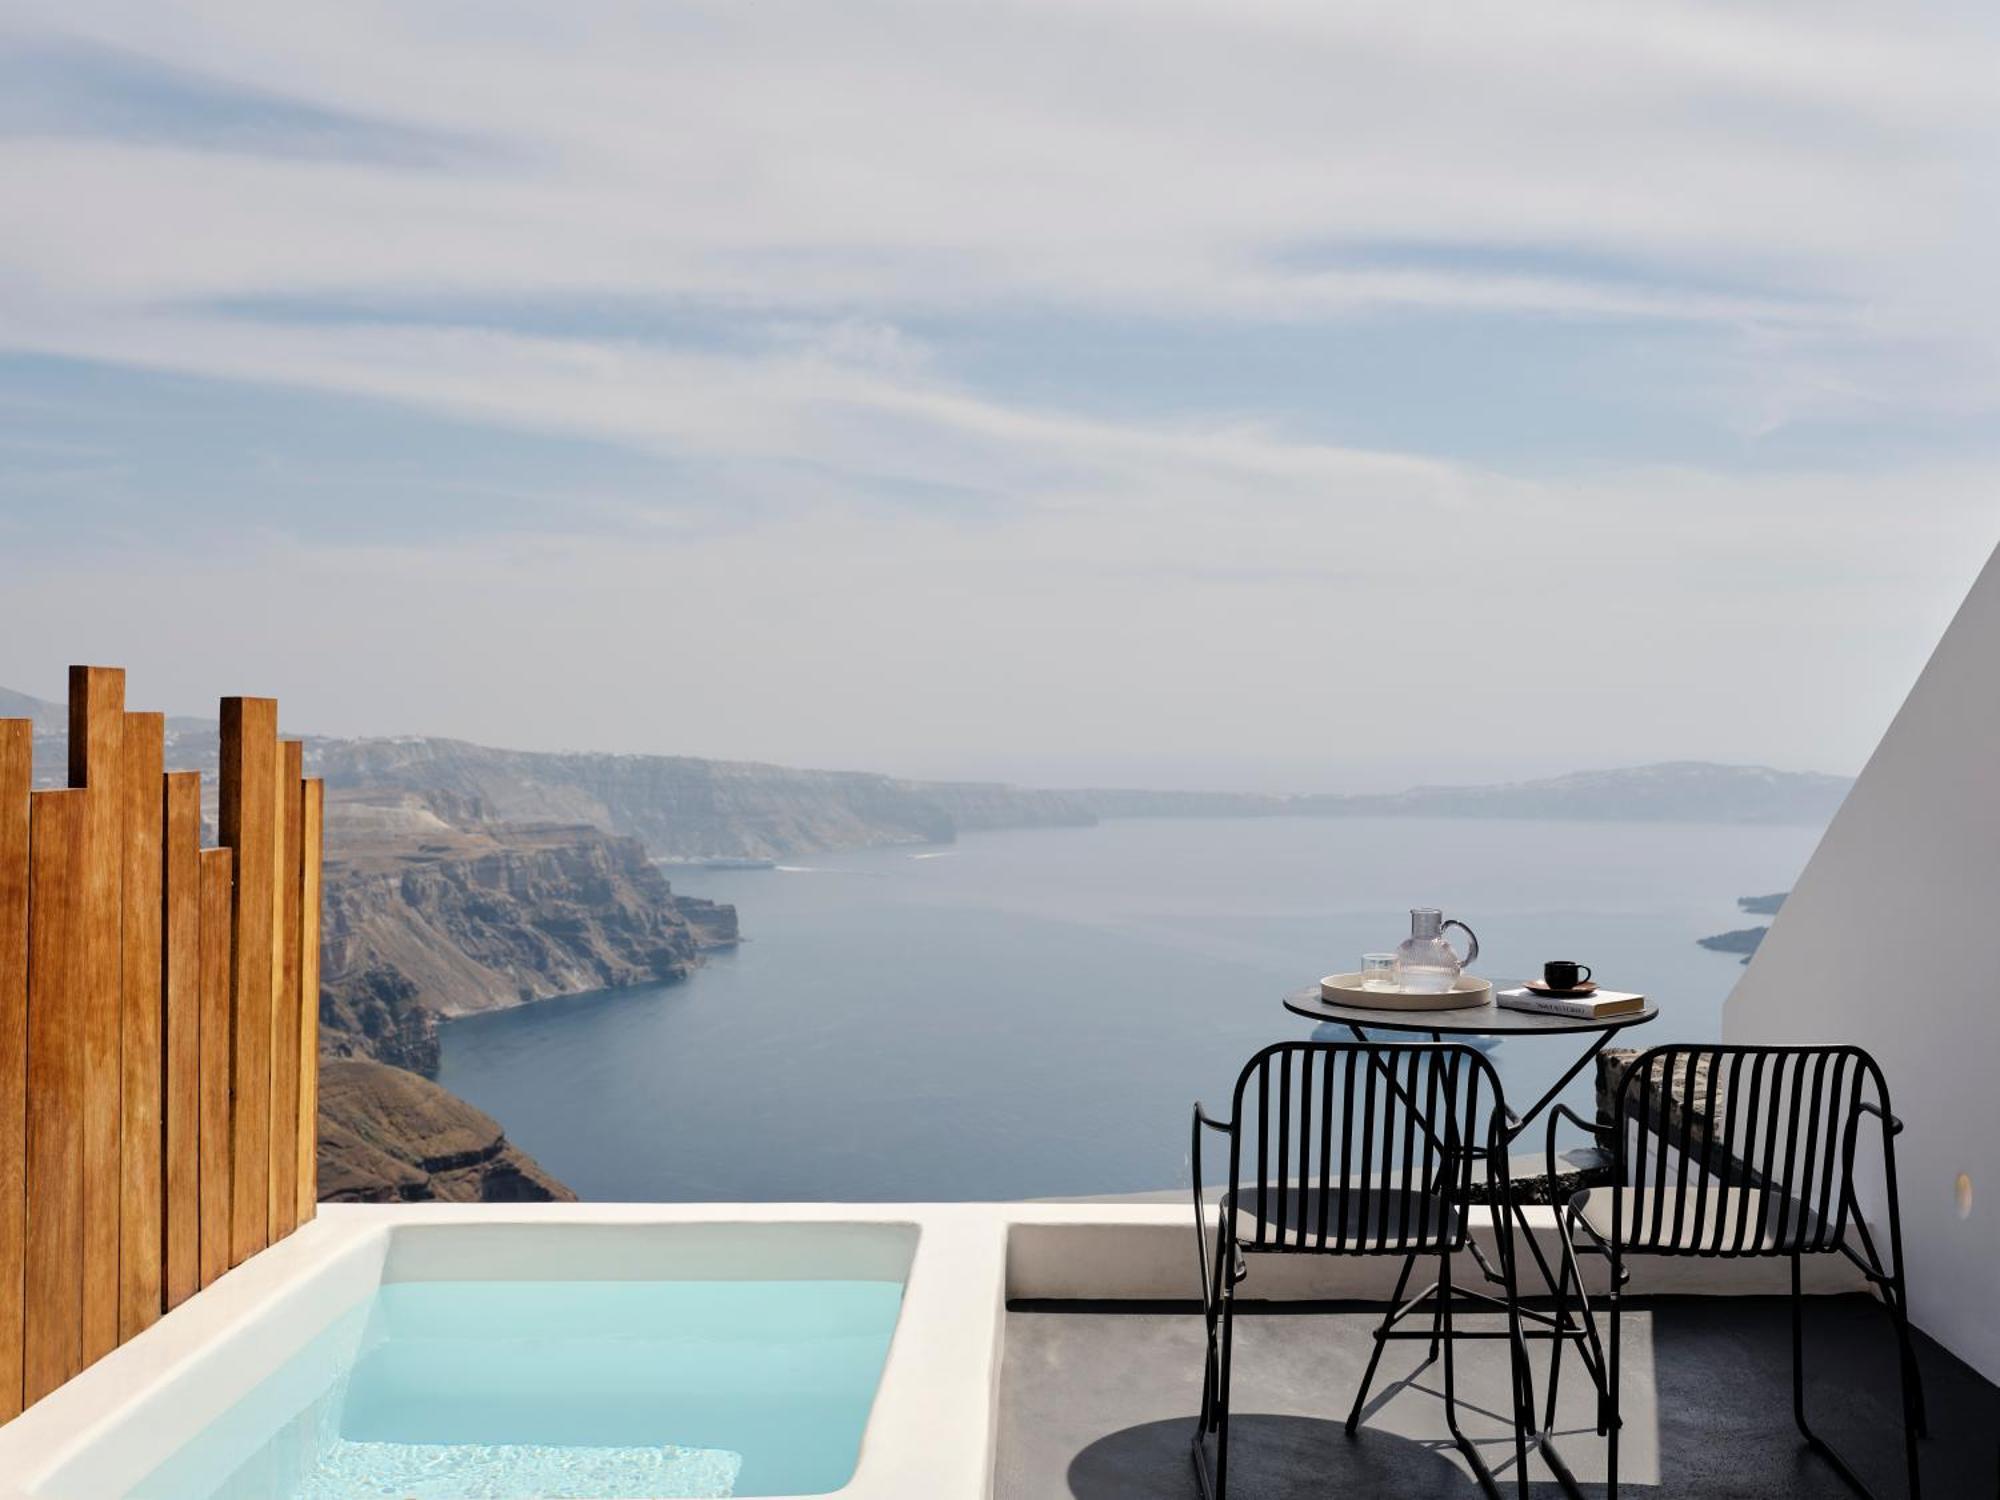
[{"x1": 1362, "y1": 953, "x2": 1396, "y2": 990}]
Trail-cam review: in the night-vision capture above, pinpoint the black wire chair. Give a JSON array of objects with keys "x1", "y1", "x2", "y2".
[
  {"x1": 1192, "y1": 1040, "x2": 1533, "y2": 1500},
  {"x1": 1543, "y1": 1043, "x2": 1926, "y2": 1500}
]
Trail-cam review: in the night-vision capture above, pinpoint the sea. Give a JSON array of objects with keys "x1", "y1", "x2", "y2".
[{"x1": 434, "y1": 816, "x2": 1822, "y2": 1202}]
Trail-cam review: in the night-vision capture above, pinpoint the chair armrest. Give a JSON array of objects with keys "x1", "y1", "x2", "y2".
[
  {"x1": 1189, "y1": 1104, "x2": 1231, "y2": 1218},
  {"x1": 1856, "y1": 1098, "x2": 1905, "y2": 1135},
  {"x1": 1545, "y1": 1101, "x2": 1614, "y2": 1186}
]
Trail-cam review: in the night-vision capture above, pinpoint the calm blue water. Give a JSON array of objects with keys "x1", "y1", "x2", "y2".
[
  {"x1": 125, "y1": 1279, "x2": 904, "y2": 1499},
  {"x1": 437, "y1": 816, "x2": 1822, "y2": 1201}
]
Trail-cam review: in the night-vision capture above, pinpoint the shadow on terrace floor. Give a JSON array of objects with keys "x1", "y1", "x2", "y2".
[{"x1": 994, "y1": 1296, "x2": 1999, "y2": 1499}]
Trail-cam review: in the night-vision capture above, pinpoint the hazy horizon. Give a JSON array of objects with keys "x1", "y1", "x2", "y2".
[
  {"x1": 0, "y1": 674, "x2": 1857, "y2": 796},
  {"x1": 4, "y1": 4, "x2": 1997, "y2": 788}
]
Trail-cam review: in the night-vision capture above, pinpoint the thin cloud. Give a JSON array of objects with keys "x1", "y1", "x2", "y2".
[
  {"x1": 0, "y1": 0, "x2": 1996, "y2": 783},
  {"x1": 4, "y1": 2, "x2": 1995, "y2": 340}
]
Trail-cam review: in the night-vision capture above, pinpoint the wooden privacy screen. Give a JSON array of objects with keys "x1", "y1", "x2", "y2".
[{"x1": 0, "y1": 667, "x2": 324, "y2": 1423}]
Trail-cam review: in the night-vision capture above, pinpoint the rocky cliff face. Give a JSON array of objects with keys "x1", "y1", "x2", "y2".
[
  {"x1": 318, "y1": 1059, "x2": 574, "y2": 1202},
  {"x1": 311, "y1": 797, "x2": 737, "y2": 1202},
  {"x1": 313, "y1": 737, "x2": 1094, "y2": 858},
  {"x1": 320, "y1": 964, "x2": 442, "y2": 1075},
  {"x1": 318, "y1": 799, "x2": 737, "y2": 1074}
]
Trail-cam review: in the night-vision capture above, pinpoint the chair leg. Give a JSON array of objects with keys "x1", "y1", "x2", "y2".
[
  {"x1": 1886, "y1": 1274, "x2": 1929, "y2": 1439},
  {"x1": 1792, "y1": 1252, "x2": 1812, "y2": 1443},
  {"x1": 1606, "y1": 1258, "x2": 1621, "y2": 1500},
  {"x1": 1196, "y1": 1313, "x2": 1215, "y2": 1435},
  {"x1": 1495, "y1": 1217, "x2": 1534, "y2": 1500},
  {"x1": 1440, "y1": 1251, "x2": 1460, "y2": 1428},
  {"x1": 1436, "y1": 1248, "x2": 1508, "y2": 1500},
  {"x1": 1531, "y1": 1225, "x2": 1593, "y2": 1500},
  {"x1": 1195, "y1": 1250, "x2": 1222, "y2": 1437},
  {"x1": 1346, "y1": 1248, "x2": 1426, "y2": 1436},
  {"x1": 1885, "y1": 1276, "x2": 1926, "y2": 1499},
  {"x1": 1191, "y1": 1283, "x2": 1237, "y2": 1500},
  {"x1": 1215, "y1": 1288, "x2": 1236, "y2": 1499},
  {"x1": 1544, "y1": 1230, "x2": 1574, "y2": 1434},
  {"x1": 1791, "y1": 1251, "x2": 1923, "y2": 1500},
  {"x1": 1547, "y1": 1229, "x2": 1611, "y2": 1439}
]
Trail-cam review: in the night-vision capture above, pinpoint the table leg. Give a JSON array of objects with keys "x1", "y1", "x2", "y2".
[{"x1": 1323, "y1": 1019, "x2": 1623, "y2": 1499}]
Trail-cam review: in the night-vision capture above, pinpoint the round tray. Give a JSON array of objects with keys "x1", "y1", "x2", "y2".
[{"x1": 1318, "y1": 972, "x2": 1493, "y2": 1012}]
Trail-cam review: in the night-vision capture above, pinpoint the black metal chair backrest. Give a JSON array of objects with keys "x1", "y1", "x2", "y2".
[
  {"x1": 1219, "y1": 1040, "x2": 1507, "y2": 1257},
  {"x1": 1606, "y1": 1043, "x2": 1894, "y2": 1257}
]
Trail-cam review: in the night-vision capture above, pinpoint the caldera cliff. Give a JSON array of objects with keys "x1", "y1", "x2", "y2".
[
  {"x1": 317, "y1": 1059, "x2": 576, "y2": 1203},
  {"x1": 318, "y1": 791, "x2": 738, "y2": 1077},
  {"x1": 310, "y1": 791, "x2": 738, "y2": 1201}
]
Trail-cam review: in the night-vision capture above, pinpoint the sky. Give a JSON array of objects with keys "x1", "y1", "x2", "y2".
[{"x1": 1, "y1": 1, "x2": 1997, "y2": 793}]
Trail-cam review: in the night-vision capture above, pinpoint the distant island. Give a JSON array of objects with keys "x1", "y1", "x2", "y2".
[
  {"x1": 312, "y1": 749, "x2": 1854, "y2": 855},
  {"x1": 1073, "y1": 764, "x2": 1850, "y2": 830},
  {"x1": 6, "y1": 683, "x2": 1852, "y2": 853},
  {"x1": 1698, "y1": 891, "x2": 1791, "y2": 963},
  {"x1": 1698, "y1": 926, "x2": 1768, "y2": 960}
]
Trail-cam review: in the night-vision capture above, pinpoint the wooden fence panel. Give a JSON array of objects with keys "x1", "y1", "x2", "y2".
[
  {"x1": 196, "y1": 849, "x2": 233, "y2": 1291},
  {"x1": 162, "y1": 774, "x2": 201, "y2": 1312},
  {"x1": 219, "y1": 698, "x2": 276, "y2": 1267},
  {"x1": 271, "y1": 744, "x2": 303, "y2": 1239},
  {"x1": 296, "y1": 778, "x2": 323, "y2": 1223},
  {"x1": 23, "y1": 791, "x2": 86, "y2": 1406},
  {"x1": 0, "y1": 722, "x2": 30, "y2": 1423},
  {"x1": 4, "y1": 672, "x2": 326, "y2": 1424},
  {"x1": 119, "y1": 713, "x2": 165, "y2": 1340},
  {"x1": 68, "y1": 667, "x2": 124, "y2": 1366}
]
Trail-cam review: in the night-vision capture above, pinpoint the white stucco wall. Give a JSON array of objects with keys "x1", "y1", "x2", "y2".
[{"x1": 1726, "y1": 539, "x2": 2000, "y2": 1380}]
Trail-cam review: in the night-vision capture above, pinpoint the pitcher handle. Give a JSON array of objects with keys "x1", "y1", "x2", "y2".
[{"x1": 1443, "y1": 919, "x2": 1480, "y2": 971}]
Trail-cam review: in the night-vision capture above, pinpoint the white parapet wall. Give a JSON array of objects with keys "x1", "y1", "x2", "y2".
[
  {"x1": 0, "y1": 1201, "x2": 1867, "y2": 1500},
  {"x1": 1726, "y1": 538, "x2": 2000, "y2": 1382}
]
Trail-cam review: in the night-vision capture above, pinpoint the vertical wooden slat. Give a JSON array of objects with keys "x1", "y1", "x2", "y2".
[
  {"x1": 0, "y1": 721, "x2": 30, "y2": 1422},
  {"x1": 296, "y1": 779, "x2": 323, "y2": 1223},
  {"x1": 162, "y1": 774, "x2": 201, "y2": 1311},
  {"x1": 219, "y1": 698, "x2": 276, "y2": 1266},
  {"x1": 68, "y1": 665, "x2": 124, "y2": 1365},
  {"x1": 118, "y1": 712, "x2": 165, "y2": 1340},
  {"x1": 23, "y1": 790, "x2": 86, "y2": 1406},
  {"x1": 196, "y1": 849, "x2": 233, "y2": 1290},
  {"x1": 270, "y1": 743, "x2": 304, "y2": 1239}
]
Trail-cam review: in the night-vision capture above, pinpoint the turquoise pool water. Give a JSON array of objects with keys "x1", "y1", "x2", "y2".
[{"x1": 122, "y1": 1279, "x2": 906, "y2": 1499}]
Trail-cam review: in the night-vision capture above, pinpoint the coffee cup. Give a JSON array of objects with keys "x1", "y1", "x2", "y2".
[{"x1": 1544, "y1": 960, "x2": 1593, "y2": 991}]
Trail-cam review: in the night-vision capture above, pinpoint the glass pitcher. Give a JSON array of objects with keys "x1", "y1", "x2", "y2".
[{"x1": 1393, "y1": 907, "x2": 1480, "y2": 993}]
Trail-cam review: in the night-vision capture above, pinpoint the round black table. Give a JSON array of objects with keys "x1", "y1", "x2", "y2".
[
  {"x1": 1282, "y1": 984, "x2": 1657, "y2": 1132},
  {"x1": 1283, "y1": 986, "x2": 1658, "y2": 1038}
]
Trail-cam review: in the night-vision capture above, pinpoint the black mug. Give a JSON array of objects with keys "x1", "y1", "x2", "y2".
[{"x1": 1544, "y1": 960, "x2": 1592, "y2": 991}]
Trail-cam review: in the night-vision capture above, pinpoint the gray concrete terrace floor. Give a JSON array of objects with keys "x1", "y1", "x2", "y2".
[{"x1": 995, "y1": 1295, "x2": 1998, "y2": 1499}]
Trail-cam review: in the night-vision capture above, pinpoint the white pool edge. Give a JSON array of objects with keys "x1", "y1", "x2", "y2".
[{"x1": 0, "y1": 1200, "x2": 1871, "y2": 1500}]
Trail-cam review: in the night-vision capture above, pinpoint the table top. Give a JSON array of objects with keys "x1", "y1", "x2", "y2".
[{"x1": 1282, "y1": 986, "x2": 1659, "y2": 1037}]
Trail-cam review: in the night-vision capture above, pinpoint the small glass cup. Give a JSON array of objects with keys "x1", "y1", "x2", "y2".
[{"x1": 1361, "y1": 953, "x2": 1396, "y2": 991}]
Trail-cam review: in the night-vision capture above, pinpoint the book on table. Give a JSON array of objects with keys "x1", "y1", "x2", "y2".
[{"x1": 1495, "y1": 986, "x2": 1647, "y2": 1019}]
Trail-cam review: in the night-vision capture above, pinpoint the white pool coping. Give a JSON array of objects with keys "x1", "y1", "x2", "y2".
[{"x1": 0, "y1": 1200, "x2": 1870, "y2": 1500}]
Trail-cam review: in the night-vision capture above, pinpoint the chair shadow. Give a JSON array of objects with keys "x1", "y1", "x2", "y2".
[{"x1": 1066, "y1": 1414, "x2": 1489, "y2": 1499}]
